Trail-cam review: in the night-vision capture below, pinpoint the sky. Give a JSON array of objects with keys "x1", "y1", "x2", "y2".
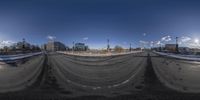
[{"x1": 0, "y1": 0, "x2": 200, "y2": 49}]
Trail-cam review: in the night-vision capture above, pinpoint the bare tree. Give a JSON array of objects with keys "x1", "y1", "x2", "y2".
[{"x1": 114, "y1": 45, "x2": 124, "y2": 53}]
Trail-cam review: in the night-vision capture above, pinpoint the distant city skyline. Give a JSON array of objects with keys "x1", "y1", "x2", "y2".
[{"x1": 0, "y1": 0, "x2": 200, "y2": 49}]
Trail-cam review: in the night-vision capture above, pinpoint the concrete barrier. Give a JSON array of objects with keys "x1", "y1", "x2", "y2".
[
  {"x1": 0, "y1": 55, "x2": 44, "y2": 92},
  {"x1": 57, "y1": 51, "x2": 143, "y2": 62},
  {"x1": 151, "y1": 52, "x2": 200, "y2": 93}
]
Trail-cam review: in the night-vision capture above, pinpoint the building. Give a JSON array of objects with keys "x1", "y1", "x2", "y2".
[
  {"x1": 14, "y1": 41, "x2": 31, "y2": 50},
  {"x1": 165, "y1": 44, "x2": 177, "y2": 52},
  {"x1": 179, "y1": 47, "x2": 191, "y2": 54},
  {"x1": 190, "y1": 48, "x2": 200, "y2": 55},
  {"x1": 74, "y1": 43, "x2": 88, "y2": 51},
  {"x1": 41, "y1": 44, "x2": 47, "y2": 50},
  {"x1": 46, "y1": 41, "x2": 66, "y2": 51},
  {"x1": 0, "y1": 39, "x2": 41, "y2": 54}
]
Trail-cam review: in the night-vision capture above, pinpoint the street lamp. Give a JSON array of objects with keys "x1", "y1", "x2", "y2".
[
  {"x1": 72, "y1": 41, "x2": 75, "y2": 54},
  {"x1": 22, "y1": 38, "x2": 26, "y2": 54},
  {"x1": 107, "y1": 39, "x2": 111, "y2": 53},
  {"x1": 176, "y1": 37, "x2": 179, "y2": 53}
]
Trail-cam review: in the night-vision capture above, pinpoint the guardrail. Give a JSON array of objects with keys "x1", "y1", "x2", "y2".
[{"x1": 0, "y1": 52, "x2": 43, "y2": 61}]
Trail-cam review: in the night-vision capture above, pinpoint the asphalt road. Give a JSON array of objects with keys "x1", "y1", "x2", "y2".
[
  {"x1": 1, "y1": 52, "x2": 200, "y2": 100},
  {"x1": 150, "y1": 52, "x2": 200, "y2": 93},
  {"x1": 48, "y1": 52, "x2": 148, "y2": 96},
  {"x1": 0, "y1": 54, "x2": 45, "y2": 92}
]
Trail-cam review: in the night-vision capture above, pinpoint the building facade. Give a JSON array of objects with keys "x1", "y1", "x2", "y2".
[
  {"x1": 46, "y1": 41, "x2": 66, "y2": 51},
  {"x1": 165, "y1": 44, "x2": 177, "y2": 52},
  {"x1": 74, "y1": 43, "x2": 88, "y2": 51}
]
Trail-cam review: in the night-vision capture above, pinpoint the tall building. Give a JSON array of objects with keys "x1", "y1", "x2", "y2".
[
  {"x1": 46, "y1": 41, "x2": 66, "y2": 51},
  {"x1": 41, "y1": 44, "x2": 47, "y2": 50}
]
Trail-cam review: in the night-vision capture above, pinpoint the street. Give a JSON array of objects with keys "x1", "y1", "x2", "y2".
[
  {"x1": 151, "y1": 52, "x2": 200, "y2": 93},
  {"x1": 48, "y1": 52, "x2": 147, "y2": 97},
  {"x1": 0, "y1": 52, "x2": 200, "y2": 100}
]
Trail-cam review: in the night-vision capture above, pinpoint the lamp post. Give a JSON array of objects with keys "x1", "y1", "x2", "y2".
[
  {"x1": 159, "y1": 43, "x2": 162, "y2": 52},
  {"x1": 176, "y1": 37, "x2": 179, "y2": 53},
  {"x1": 22, "y1": 38, "x2": 25, "y2": 54},
  {"x1": 107, "y1": 39, "x2": 110, "y2": 52},
  {"x1": 72, "y1": 41, "x2": 75, "y2": 54}
]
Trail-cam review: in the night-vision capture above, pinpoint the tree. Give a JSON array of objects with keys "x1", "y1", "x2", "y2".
[
  {"x1": 114, "y1": 45, "x2": 124, "y2": 53},
  {"x1": 3, "y1": 46, "x2": 9, "y2": 54}
]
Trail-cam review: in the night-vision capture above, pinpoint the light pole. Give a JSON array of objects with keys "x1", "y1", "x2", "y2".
[
  {"x1": 176, "y1": 37, "x2": 179, "y2": 53},
  {"x1": 107, "y1": 39, "x2": 110, "y2": 52},
  {"x1": 72, "y1": 41, "x2": 75, "y2": 53},
  {"x1": 159, "y1": 42, "x2": 162, "y2": 52},
  {"x1": 22, "y1": 38, "x2": 26, "y2": 54}
]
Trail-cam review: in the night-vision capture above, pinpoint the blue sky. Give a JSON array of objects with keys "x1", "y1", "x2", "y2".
[{"x1": 0, "y1": 0, "x2": 200, "y2": 49}]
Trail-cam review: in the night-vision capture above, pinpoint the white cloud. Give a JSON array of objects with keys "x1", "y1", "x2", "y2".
[
  {"x1": 154, "y1": 41, "x2": 162, "y2": 45},
  {"x1": 178, "y1": 36, "x2": 200, "y2": 48},
  {"x1": 187, "y1": 43, "x2": 200, "y2": 49},
  {"x1": 139, "y1": 40, "x2": 149, "y2": 44},
  {"x1": 150, "y1": 41, "x2": 154, "y2": 47},
  {"x1": 83, "y1": 37, "x2": 89, "y2": 41},
  {"x1": 161, "y1": 35, "x2": 172, "y2": 42},
  {"x1": 47, "y1": 35, "x2": 56, "y2": 40},
  {"x1": 0, "y1": 40, "x2": 15, "y2": 48},
  {"x1": 180, "y1": 36, "x2": 191, "y2": 43}
]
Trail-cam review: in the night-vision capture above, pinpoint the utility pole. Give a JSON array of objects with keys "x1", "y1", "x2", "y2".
[
  {"x1": 129, "y1": 43, "x2": 132, "y2": 52},
  {"x1": 22, "y1": 38, "x2": 25, "y2": 54},
  {"x1": 159, "y1": 43, "x2": 162, "y2": 52},
  {"x1": 176, "y1": 37, "x2": 179, "y2": 53},
  {"x1": 107, "y1": 39, "x2": 110, "y2": 52},
  {"x1": 72, "y1": 41, "x2": 75, "y2": 53}
]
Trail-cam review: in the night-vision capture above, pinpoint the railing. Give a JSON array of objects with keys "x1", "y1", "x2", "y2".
[{"x1": 0, "y1": 52, "x2": 43, "y2": 61}]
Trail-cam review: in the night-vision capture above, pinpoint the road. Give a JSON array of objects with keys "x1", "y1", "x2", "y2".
[
  {"x1": 1, "y1": 52, "x2": 200, "y2": 100},
  {"x1": 0, "y1": 54, "x2": 45, "y2": 92},
  {"x1": 48, "y1": 52, "x2": 147, "y2": 96},
  {"x1": 150, "y1": 52, "x2": 200, "y2": 93}
]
